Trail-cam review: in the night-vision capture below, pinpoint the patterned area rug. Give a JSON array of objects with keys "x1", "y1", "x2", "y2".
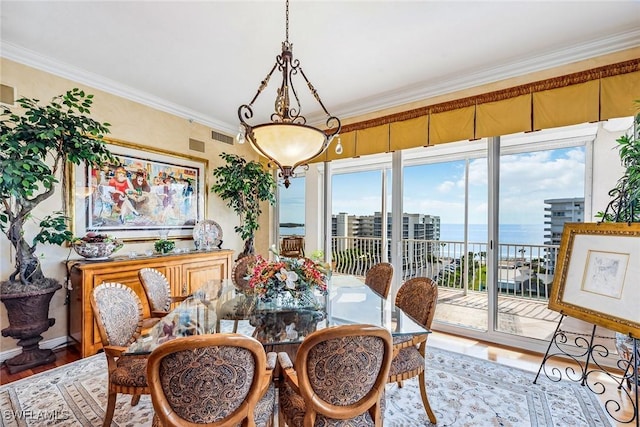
[{"x1": 0, "y1": 347, "x2": 611, "y2": 427}]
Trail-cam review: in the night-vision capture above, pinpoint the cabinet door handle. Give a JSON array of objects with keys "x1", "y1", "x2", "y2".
[{"x1": 182, "y1": 284, "x2": 188, "y2": 295}]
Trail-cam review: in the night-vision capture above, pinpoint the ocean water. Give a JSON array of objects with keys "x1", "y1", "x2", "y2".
[
  {"x1": 441, "y1": 223, "x2": 546, "y2": 245},
  {"x1": 282, "y1": 223, "x2": 545, "y2": 245},
  {"x1": 280, "y1": 226, "x2": 305, "y2": 236}
]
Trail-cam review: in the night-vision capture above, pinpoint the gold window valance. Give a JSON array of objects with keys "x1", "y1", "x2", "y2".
[{"x1": 313, "y1": 58, "x2": 640, "y2": 163}]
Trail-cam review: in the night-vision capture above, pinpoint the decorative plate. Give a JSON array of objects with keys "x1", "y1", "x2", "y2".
[{"x1": 193, "y1": 219, "x2": 223, "y2": 249}]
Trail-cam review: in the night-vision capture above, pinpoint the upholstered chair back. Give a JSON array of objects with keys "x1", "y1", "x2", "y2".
[
  {"x1": 387, "y1": 276, "x2": 439, "y2": 424},
  {"x1": 365, "y1": 262, "x2": 394, "y2": 298},
  {"x1": 395, "y1": 277, "x2": 438, "y2": 329},
  {"x1": 147, "y1": 334, "x2": 276, "y2": 427},
  {"x1": 232, "y1": 255, "x2": 257, "y2": 293},
  {"x1": 91, "y1": 282, "x2": 143, "y2": 347},
  {"x1": 279, "y1": 324, "x2": 392, "y2": 426},
  {"x1": 138, "y1": 267, "x2": 172, "y2": 312}
]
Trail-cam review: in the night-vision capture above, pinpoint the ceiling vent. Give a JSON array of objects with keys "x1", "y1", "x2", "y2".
[
  {"x1": 188, "y1": 138, "x2": 206, "y2": 153},
  {"x1": 211, "y1": 130, "x2": 234, "y2": 145}
]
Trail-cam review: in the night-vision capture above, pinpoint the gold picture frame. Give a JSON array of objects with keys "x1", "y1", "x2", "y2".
[
  {"x1": 548, "y1": 222, "x2": 640, "y2": 338},
  {"x1": 69, "y1": 137, "x2": 208, "y2": 242}
]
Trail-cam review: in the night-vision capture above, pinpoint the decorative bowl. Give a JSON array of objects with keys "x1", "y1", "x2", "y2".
[{"x1": 72, "y1": 235, "x2": 123, "y2": 259}]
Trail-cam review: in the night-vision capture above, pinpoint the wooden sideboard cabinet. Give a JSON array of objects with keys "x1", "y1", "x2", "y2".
[{"x1": 68, "y1": 249, "x2": 234, "y2": 357}]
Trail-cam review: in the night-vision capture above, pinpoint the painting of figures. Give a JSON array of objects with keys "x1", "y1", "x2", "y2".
[{"x1": 72, "y1": 139, "x2": 206, "y2": 241}]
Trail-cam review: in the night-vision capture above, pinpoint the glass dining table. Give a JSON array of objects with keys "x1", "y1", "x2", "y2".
[{"x1": 125, "y1": 276, "x2": 430, "y2": 355}]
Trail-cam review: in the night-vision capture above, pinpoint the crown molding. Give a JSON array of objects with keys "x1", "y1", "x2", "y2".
[
  {"x1": 314, "y1": 29, "x2": 640, "y2": 125},
  {"x1": 1, "y1": 42, "x2": 237, "y2": 134},
  {"x1": 3, "y1": 28, "x2": 639, "y2": 134}
]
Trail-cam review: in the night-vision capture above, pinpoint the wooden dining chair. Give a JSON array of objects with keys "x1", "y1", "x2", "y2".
[
  {"x1": 278, "y1": 324, "x2": 393, "y2": 426},
  {"x1": 90, "y1": 283, "x2": 150, "y2": 427},
  {"x1": 212, "y1": 255, "x2": 258, "y2": 333},
  {"x1": 365, "y1": 262, "x2": 394, "y2": 298},
  {"x1": 138, "y1": 267, "x2": 187, "y2": 318},
  {"x1": 147, "y1": 334, "x2": 276, "y2": 427},
  {"x1": 280, "y1": 236, "x2": 305, "y2": 258},
  {"x1": 387, "y1": 276, "x2": 438, "y2": 424},
  {"x1": 232, "y1": 254, "x2": 257, "y2": 293}
]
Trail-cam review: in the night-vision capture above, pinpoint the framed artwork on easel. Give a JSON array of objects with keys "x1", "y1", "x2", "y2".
[{"x1": 548, "y1": 222, "x2": 640, "y2": 339}]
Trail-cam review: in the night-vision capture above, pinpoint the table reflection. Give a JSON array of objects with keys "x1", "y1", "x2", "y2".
[{"x1": 126, "y1": 276, "x2": 429, "y2": 355}]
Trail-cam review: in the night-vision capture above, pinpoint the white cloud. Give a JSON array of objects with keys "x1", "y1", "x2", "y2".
[{"x1": 437, "y1": 181, "x2": 456, "y2": 193}]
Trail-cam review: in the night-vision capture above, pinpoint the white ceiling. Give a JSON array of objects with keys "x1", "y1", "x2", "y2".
[{"x1": 2, "y1": 1, "x2": 640, "y2": 136}]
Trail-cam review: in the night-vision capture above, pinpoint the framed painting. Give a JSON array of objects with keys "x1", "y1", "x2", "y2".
[
  {"x1": 70, "y1": 138, "x2": 208, "y2": 242},
  {"x1": 548, "y1": 222, "x2": 640, "y2": 338}
]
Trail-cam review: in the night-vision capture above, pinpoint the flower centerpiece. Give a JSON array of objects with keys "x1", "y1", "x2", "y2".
[{"x1": 247, "y1": 252, "x2": 330, "y2": 309}]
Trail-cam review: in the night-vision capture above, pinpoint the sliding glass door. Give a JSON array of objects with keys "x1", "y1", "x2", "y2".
[
  {"x1": 403, "y1": 156, "x2": 488, "y2": 331},
  {"x1": 331, "y1": 169, "x2": 388, "y2": 277},
  {"x1": 310, "y1": 120, "x2": 640, "y2": 354},
  {"x1": 495, "y1": 136, "x2": 586, "y2": 341}
]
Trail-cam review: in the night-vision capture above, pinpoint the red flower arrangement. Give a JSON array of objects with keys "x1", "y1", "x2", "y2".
[{"x1": 247, "y1": 255, "x2": 329, "y2": 302}]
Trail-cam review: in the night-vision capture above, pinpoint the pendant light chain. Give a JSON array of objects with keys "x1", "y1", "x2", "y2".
[
  {"x1": 237, "y1": 0, "x2": 341, "y2": 188},
  {"x1": 285, "y1": 0, "x2": 289, "y2": 44}
]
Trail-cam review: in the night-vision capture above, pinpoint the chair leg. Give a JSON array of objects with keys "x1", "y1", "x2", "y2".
[
  {"x1": 418, "y1": 370, "x2": 437, "y2": 424},
  {"x1": 131, "y1": 394, "x2": 141, "y2": 406},
  {"x1": 278, "y1": 404, "x2": 286, "y2": 427},
  {"x1": 233, "y1": 320, "x2": 239, "y2": 333},
  {"x1": 103, "y1": 390, "x2": 117, "y2": 427}
]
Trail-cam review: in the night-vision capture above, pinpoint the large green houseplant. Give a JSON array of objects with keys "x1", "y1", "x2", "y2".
[
  {"x1": 596, "y1": 105, "x2": 640, "y2": 379},
  {"x1": 0, "y1": 88, "x2": 113, "y2": 373},
  {"x1": 211, "y1": 153, "x2": 276, "y2": 259},
  {"x1": 598, "y1": 106, "x2": 640, "y2": 222}
]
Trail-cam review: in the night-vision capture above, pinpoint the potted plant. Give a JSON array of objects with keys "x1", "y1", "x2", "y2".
[
  {"x1": 211, "y1": 153, "x2": 276, "y2": 259},
  {"x1": 0, "y1": 88, "x2": 113, "y2": 373},
  {"x1": 154, "y1": 239, "x2": 176, "y2": 254}
]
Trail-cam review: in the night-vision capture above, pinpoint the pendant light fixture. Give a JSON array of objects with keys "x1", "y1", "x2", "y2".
[{"x1": 236, "y1": 0, "x2": 341, "y2": 188}]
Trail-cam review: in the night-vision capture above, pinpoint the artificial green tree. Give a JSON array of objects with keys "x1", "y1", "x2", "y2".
[
  {"x1": 211, "y1": 153, "x2": 277, "y2": 259},
  {"x1": 1, "y1": 88, "x2": 114, "y2": 292},
  {"x1": 0, "y1": 88, "x2": 113, "y2": 373}
]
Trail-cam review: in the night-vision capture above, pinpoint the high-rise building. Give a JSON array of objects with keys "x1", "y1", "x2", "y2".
[
  {"x1": 332, "y1": 212, "x2": 440, "y2": 240},
  {"x1": 544, "y1": 197, "x2": 584, "y2": 246},
  {"x1": 543, "y1": 197, "x2": 584, "y2": 272},
  {"x1": 331, "y1": 212, "x2": 441, "y2": 265}
]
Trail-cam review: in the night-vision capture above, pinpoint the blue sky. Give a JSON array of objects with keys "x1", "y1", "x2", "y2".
[
  {"x1": 280, "y1": 146, "x2": 585, "y2": 226},
  {"x1": 279, "y1": 176, "x2": 306, "y2": 224}
]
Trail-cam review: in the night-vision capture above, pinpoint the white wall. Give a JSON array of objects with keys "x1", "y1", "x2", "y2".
[{"x1": 591, "y1": 119, "x2": 632, "y2": 217}]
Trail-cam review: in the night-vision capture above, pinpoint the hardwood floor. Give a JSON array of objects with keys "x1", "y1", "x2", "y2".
[
  {"x1": 1, "y1": 332, "x2": 636, "y2": 426},
  {"x1": 0, "y1": 346, "x2": 81, "y2": 385}
]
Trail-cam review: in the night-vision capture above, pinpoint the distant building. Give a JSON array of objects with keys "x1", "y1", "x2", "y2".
[
  {"x1": 544, "y1": 197, "x2": 584, "y2": 246},
  {"x1": 332, "y1": 212, "x2": 440, "y2": 240},
  {"x1": 331, "y1": 212, "x2": 441, "y2": 264},
  {"x1": 544, "y1": 197, "x2": 584, "y2": 272}
]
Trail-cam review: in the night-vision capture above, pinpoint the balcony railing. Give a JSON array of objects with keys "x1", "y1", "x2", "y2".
[{"x1": 331, "y1": 236, "x2": 559, "y2": 301}]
